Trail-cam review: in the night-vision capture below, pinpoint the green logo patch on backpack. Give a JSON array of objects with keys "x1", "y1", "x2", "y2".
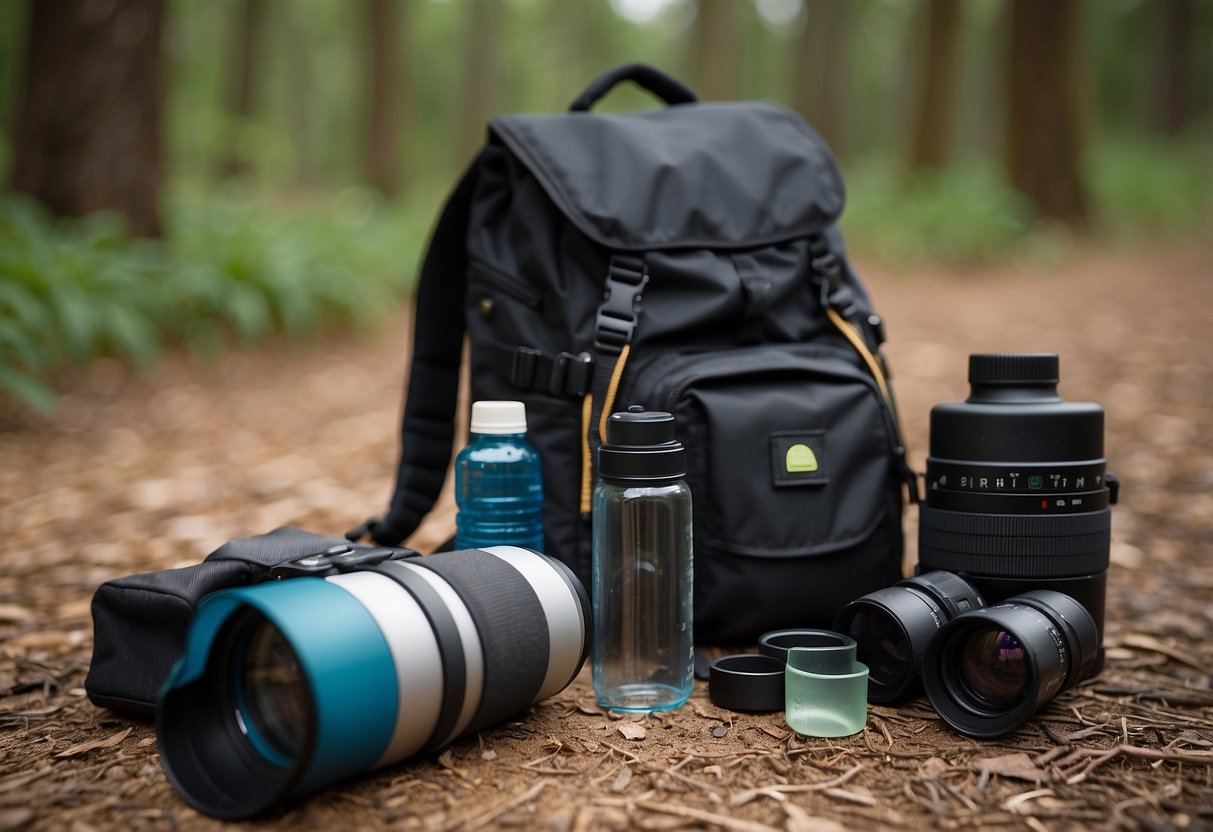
[{"x1": 770, "y1": 431, "x2": 828, "y2": 487}]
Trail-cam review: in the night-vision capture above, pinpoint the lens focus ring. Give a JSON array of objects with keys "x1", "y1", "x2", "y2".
[{"x1": 920, "y1": 506, "x2": 1110, "y2": 578}]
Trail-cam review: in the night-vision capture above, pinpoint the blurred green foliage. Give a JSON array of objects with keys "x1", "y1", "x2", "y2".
[
  {"x1": 0, "y1": 186, "x2": 426, "y2": 412},
  {"x1": 841, "y1": 161, "x2": 1037, "y2": 265},
  {"x1": 843, "y1": 137, "x2": 1213, "y2": 264},
  {"x1": 1087, "y1": 136, "x2": 1213, "y2": 238}
]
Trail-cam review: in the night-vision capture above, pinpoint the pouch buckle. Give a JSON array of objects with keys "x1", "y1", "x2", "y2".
[{"x1": 268, "y1": 544, "x2": 418, "y2": 580}]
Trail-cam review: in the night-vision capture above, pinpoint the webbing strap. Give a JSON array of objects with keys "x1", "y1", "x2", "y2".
[
  {"x1": 580, "y1": 256, "x2": 648, "y2": 513},
  {"x1": 809, "y1": 234, "x2": 919, "y2": 503}
]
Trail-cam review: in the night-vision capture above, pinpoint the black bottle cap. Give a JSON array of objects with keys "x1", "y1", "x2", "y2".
[{"x1": 598, "y1": 405, "x2": 686, "y2": 483}]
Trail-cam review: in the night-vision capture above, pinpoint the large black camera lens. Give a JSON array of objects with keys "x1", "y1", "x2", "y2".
[
  {"x1": 918, "y1": 354, "x2": 1116, "y2": 655},
  {"x1": 922, "y1": 590, "x2": 1098, "y2": 737},
  {"x1": 834, "y1": 571, "x2": 985, "y2": 703}
]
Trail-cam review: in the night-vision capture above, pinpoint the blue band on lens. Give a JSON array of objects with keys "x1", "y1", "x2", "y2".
[{"x1": 175, "y1": 579, "x2": 398, "y2": 801}]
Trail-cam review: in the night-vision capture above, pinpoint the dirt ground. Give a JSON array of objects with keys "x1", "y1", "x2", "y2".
[{"x1": 2, "y1": 242, "x2": 1212, "y2": 831}]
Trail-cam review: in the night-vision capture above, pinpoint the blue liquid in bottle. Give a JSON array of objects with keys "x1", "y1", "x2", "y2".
[{"x1": 455, "y1": 401, "x2": 544, "y2": 552}]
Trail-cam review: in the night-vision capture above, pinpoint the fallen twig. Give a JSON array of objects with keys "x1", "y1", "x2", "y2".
[
  {"x1": 1064, "y1": 743, "x2": 1213, "y2": 784},
  {"x1": 729, "y1": 764, "x2": 864, "y2": 807},
  {"x1": 824, "y1": 786, "x2": 875, "y2": 806},
  {"x1": 1115, "y1": 633, "x2": 1211, "y2": 676},
  {"x1": 635, "y1": 799, "x2": 780, "y2": 832},
  {"x1": 450, "y1": 781, "x2": 546, "y2": 831}
]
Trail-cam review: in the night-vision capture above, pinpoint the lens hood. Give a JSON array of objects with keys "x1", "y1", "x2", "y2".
[{"x1": 158, "y1": 579, "x2": 397, "y2": 819}]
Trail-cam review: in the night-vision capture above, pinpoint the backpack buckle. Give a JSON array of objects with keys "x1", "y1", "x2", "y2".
[
  {"x1": 551, "y1": 351, "x2": 593, "y2": 397},
  {"x1": 511, "y1": 347, "x2": 542, "y2": 388},
  {"x1": 595, "y1": 256, "x2": 649, "y2": 354},
  {"x1": 809, "y1": 241, "x2": 860, "y2": 320},
  {"x1": 508, "y1": 347, "x2": 593, "y2": 397}
]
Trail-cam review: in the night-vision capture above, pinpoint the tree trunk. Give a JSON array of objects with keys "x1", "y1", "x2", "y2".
[
  {"x1": 218, "y1": 0, "x2": 265, "y2": 179},
  {"x1": 556, "y1": 0, "x2": 606, "y2": 109},
  {"x1": 1150, "y1": 0, "x2": 1195, "y2": 138},
  {"x1": 790, "y1": 0, "x2": 851, "y2": 161},
  {"x1": 1004, "y1": 0, "x2": 1088, "y2": 225},
  {"x1": 457, "y1": 0, "x2": 502, "y2": 167},
  {"x1": 9, "y1": 0, "x2": 165, "y2": 237},
  {"x1": 906, "y1": 0, "x2": 962, "y2": 172},
  {"x1": 284, "y1": 3, "x2": 316, "y2": 185},
  {"x1": 689, "y1": 0, "x2": 740, "y2": 102},
  {"x1": 366, "y1": 0, "x2": 401, "y2": 195}
]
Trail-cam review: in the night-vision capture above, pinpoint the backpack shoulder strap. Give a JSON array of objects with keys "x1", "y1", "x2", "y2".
[
  {"x1": 348, "y1": 161, "x2": 480, "y2": 545},
  {"x1": 808, "y1": 231, "x2": 920, "y2": 504}
]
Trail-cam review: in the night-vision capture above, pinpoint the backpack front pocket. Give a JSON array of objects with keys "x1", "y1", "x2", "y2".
[{"x1": 627, "y1": 345, "x2": 904, "y2": 643}]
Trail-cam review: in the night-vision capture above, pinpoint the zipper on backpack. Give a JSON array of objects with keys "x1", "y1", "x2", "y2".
[{"x1": 468, "y1": 259, "x2": 543, "y2": 308}]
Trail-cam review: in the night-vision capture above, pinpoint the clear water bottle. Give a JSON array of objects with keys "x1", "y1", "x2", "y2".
[
  {"x1": 592, "y1": 406, "x2": 693, "y2": 712},
  {"x1": 454, "y1": 401, "x2": 544, "y2": 551}
]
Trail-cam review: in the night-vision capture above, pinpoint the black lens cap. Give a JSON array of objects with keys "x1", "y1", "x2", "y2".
[{"x1": 708, "y1": 653, "x2": 785, "y2": 713}]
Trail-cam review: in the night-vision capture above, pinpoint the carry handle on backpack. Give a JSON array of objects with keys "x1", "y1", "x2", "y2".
[{"x1": 568, "y1": 63, "x2": 698, "y2": 112}]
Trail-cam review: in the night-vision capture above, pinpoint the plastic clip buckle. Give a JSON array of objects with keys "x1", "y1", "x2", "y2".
[
  {"x1": 550, "y1": 351, "x2": 593, "y2": 397},
  {"x1": 594, "y1": 257, "x2": 649, "y2": 354},
  {"x1": 269, "y1": 545, "x2": 416, "y2": 580},
  {"x1": 511, "y1": 347, "x2": 541, "y2": 388}
]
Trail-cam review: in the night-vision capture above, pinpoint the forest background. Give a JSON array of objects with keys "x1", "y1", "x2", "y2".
[
  {"x1": 2, "y1": 4, "x2": 1213, "y2": 828},
  {"x1": 0, "y1": 0, "x2": 1211, "y2": 413}
]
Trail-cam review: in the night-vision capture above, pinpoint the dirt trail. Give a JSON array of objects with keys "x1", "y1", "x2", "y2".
[{"x1": 2, "y1": 244, "x2": 1212, "y2": 831}]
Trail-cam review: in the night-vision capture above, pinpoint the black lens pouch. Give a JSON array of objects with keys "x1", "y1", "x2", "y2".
[{"x1": 85, "y1": 527, "x2": 386, "y2": 718}]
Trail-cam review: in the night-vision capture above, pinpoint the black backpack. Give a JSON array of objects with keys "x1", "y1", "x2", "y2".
[{"x1": 352, "y1": 64, "x2": 917, "y2": 644}]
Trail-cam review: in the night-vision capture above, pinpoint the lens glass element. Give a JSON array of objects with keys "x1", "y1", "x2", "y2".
[
  {"x1": 236, "y1": 618, "x2": 309, "y2": 763},
  {"x1": 847, "y1": 608, "x2": 910, "y2": 689},
  {"x1": 959, "y1": 627, "x2": 1028, "y2": 708}
]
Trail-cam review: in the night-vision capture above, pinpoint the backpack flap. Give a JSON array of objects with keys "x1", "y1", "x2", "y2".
[{"x1": 488, "y1": 101, "x2": 845, "y2": 251}]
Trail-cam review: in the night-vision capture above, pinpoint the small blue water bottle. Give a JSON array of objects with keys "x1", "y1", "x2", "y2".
[{"x1": 454, "y1": 401, "x2": 544, "y2": 551}]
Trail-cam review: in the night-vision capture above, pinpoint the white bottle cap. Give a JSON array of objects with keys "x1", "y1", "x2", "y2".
[{"x1": 470, "y1": 400, "x2": 528, "y2": 435}]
